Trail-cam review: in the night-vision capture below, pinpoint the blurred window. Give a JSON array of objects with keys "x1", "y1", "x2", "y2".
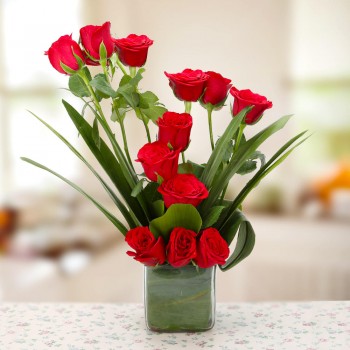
[
  {"x1": 290, "y1": 0, "x2": 350, "y2": 175},
  {"x1": 0, "y1": 0, "x2": 82, "y2": 197}
]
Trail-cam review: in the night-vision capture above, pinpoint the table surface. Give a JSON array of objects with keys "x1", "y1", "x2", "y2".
[{"x1": 0, "y1": 302, "x2": 349, "y2": 349}]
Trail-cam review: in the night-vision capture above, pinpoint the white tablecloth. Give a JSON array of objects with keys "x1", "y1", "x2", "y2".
[{"x1": 0, "y1": 302, "x2": 349, "y2": 349}]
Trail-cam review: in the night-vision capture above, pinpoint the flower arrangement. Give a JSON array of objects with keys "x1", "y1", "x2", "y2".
[{"x1": 22, "y1": 21, "x2": 308, "y2": 273}]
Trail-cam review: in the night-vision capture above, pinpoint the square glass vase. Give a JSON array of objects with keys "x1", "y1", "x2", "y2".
[{"x1": 144, "y1": 264, "x2": 216, "y2": 332}]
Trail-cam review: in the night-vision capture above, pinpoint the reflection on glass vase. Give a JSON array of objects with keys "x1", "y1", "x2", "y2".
[{"x1": 144, "y1": 264, "x2": 216, "y2": 332}]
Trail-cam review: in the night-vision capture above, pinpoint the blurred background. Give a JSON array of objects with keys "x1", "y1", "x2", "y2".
[{"x1": 0, "y1": 0, "x2": 349, "y2": 303}]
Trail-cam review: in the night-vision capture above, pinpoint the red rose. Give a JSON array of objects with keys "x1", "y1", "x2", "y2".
[
  {"x1": 45, "y1": 35, "x2": 85, "y2": 74},
  {"x1": 114, "y1": 34, "x2": 153, "y2": 67},
  {"x1": 166, "y1": 227, "x2": 197, "y2": 267},
  {"x1": 230, "y1": 87, "x2": 273, "y2": 125},
  {"x1": 157, "y1": 112, "x2": 193, "y2": 151},
  {"x1": 125, "y1": 226, "x2": 166, "y2": 266},
  {"x1": 201, "y1": 71, "x2": 232, "y2": 107},
  {"x1": 158, "y1": 174, "x2": 209, "y2": 208},
  {"x1": 136, "y1": 141, "x2": 180, "y2": 182},
  {"x1": 80, "y1": 22, "x2": 115, "y2": 62},
  {"x1": 164, "y1": 69, "x2": 209, "y2": 102},
  {"x1": 196, "y1": 228, "x2": 229, "y2": 268}
]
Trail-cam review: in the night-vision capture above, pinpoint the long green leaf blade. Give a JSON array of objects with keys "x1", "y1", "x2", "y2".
[
  {"x1": 202, "y1": 115, "x2": 292, "y2": 213},
  {"x1": 219, "y1": 131, "x2": 309, "y2": 230},
  {"x1": 62, "y1": 100, "x2": 149, "y2": 225},
  {"x1": 220, "y1": 219, "x2": 255, "y2": 271},
  {"x1": 28, "y1": 110, "x2": 139, "y2": 228},
  {"x1": 200, "y1": 107, "x2": 249, "y2": 187},
  {"x1": 21, "y1": 157, "x2": 128, "y2": 234}
]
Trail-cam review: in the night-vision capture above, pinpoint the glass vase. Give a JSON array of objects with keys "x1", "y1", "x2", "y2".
[{"x1": 144, "y1": 264, "x2": 216, "y2": 332}]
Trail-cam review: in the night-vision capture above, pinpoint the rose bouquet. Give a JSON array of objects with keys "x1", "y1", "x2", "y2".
[{"x1": 23, "y1": 21, "x2": 307, "y2": 332}]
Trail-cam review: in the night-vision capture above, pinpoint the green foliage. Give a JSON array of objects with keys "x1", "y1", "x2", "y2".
[
  {"x1": 151, "y1": 200, "x2": 165, "y2": 218},
  {"x1": 149, "y1": 204, "x2": 202, "y2": 240},
  {"x1": 26, "y1": 110, "x2": 138, "y2": 229},
  {"x1": 200, "y1": 107, "x2": 249, "y2": 188},
  {"x1": 90, "y1": 74, "x2": 117, "y2": 98},
  {"x1": 131, "y1": 179, "x2": 146, "y2": 197},
  {"x1": 200, "y1": 114, "x2": 293, "y2": 215},
  {"x1": 220, "y1": 130, "x2": 310, "y2": 226},
  {"x1": 112, "y1": 97, "x2": 129, "y2": 123},
  {"x1": 92, "y1": 117, "x2": 101, "y2": 149},
  {"x1": 202, "y1": 206, "x2": 226, "y2": 229},
  {"x1": 68, "y1": 75, "x2": 91, "y2": 97},
  {"x1": 178, "y1": 162, "x2": 205, "y2": 178},
  {"x1": 99, "y1": 42, "x2": 107, "y2": 62},
  {"x1": 62, "y1": 100, "x2": 149, "y2": 225},
  {"x1": 141, "y1": 105, "x2": 167, "y2": 123},
  {"x1": 21, "y1": 157, "x2": 128, "y2": 234},
  {"x1": 219, "y1": 210, "x2": 256, "y2": 271}
]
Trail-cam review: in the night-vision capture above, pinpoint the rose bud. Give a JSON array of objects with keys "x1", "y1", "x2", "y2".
[
  {"x1": 158, "y1": 174, "x2": 209, "y2": 208},
  {"x1": 80, "y1": 21, "x2": 115, "y2": 62},
  {"x1": 230, "y1": 87, "x2": 273, "y2": 125},
  {"x1": 164, "y1": 69, "x2": 209, "y2": 102},
  {"x1": 167, "y1": 227, "x2": 197, "y2": 268},
  {"x1": 45, "y1": 35, "x2": 85, "y2": 74},
  {"x1": 125, "y1": 226, "x2": 166, "y2": 266},
  {"x1": 195, "y1": 228, "x2": 230, "y2": 268},
  {"x1": 114, "y1": 34, "x2": 153, "y2": 67},
  {"x1": 136, "y1": 141, "x2": 180, "y2": 182},
  {"x1": 157, "y1": 111, "x2": 193, "y2": 151},
  {"x1": 201, "y1": 71, "x2": 232, "y2": 108}
]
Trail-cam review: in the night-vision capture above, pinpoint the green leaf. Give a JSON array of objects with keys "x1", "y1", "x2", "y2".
[
  {"x1": 237, "y1": 159, "x2": 257, "y2": 175},
  {"x1": 129, "y1": 68, "x2": 145, "y2": 86},
  {"x1": 237, "y1": 151, "x2": 265, "y2": 175},
  {"x1": 141, "y1": 105, "x2": 167, "y2": 123},
  {"x1": 201, "y1": 114, "x2": 293, "y2": 214},
  {"x1": 200, "y1": 107, "x2": 249, "y2": 188},
  {"x1": 119, "y1": 75, "x2": 132, "y2": 87},
  {"x1": 68, "y1": 75, "x2": 91, "y2": 98},
  {"x1": 222, "y1": 139, "x2": 234, "y2": 163},
  {"x1": 90, "y1": 74, "x2": 117, "y2": 98},
  {"x1": 149, "y1": 204, "x2": 202, "y2": 240},
  {"x1": 21, "y1": 157, "x2": 128, "y2": 234},
  {"x1": 151, "y1": 200, "x2": 165, "y2": 218},
  {"x1": 99, "y1": 42, "x2": 107, "y2": 62},
  {"x1": 112, "y1": 97, "x2": 129, "y2": 123},
  {"x1": 189, "y1": 161, "x2": 206, "y2": 178},
  {"x1": 202, "y1": 206, "x2": 225, "y2": 228},
  {"x1": 62, "y1": 100, "x2": 149, "y2": 225},
  {"x1": 139, "y1": 91, "x2": 159, "y2": 109},
  {"x1": 26, "y1": 110, "x2": 138, "y2": 229},
  {"x1": 143, "y1": 182, "x2": 161, "y2": 203},
  {"x1": 251, "y1": 150, "x2": 266, "y2": 167},
  {"x1": 219, "y1": 130, "x2": 309, "y2": 231},
  {"x1": 60, "y1": 62, "x2": 77, "y2": 75},
  {"x1": 213, "y1": 209, "x2": 256, "y2": 271},
  {"x1": 178, "y1": 163, "x2": 193, "y2": 174},
  {"x1": 33, "y1": 112, "x2": 137, "y2": 227},
  {"x1": 220, "y1": 216, "x2": 255, "y2": 271},
  {"x1": 131, "y1": 179, "x2": 145, "y2": 197},
  {"x1": 92, "y1": 117, "x2": 101, "y2": 149},
  {"x1": 122, "y1": 91, "x2": 140, "y2": 109}
]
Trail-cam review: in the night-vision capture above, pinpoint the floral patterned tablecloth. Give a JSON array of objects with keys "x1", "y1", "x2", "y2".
[{"x1": 0, "y1": 302, "x2": 349, "y2": 349}]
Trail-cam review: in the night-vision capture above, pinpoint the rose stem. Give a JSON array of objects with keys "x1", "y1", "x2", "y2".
[
  {"x1": 184, "y1": 101, "x2": 192, "y2": 114},
  {"x1": 207, "y1": 108, "x2": 215, "y2": 150},
  {"x1": 116, "y1": 56, "x2": 128, "y2": 75},
  {"x1": 129, "y1": 66, "x2": 136, "y2": 78},
  {"x1": 234, "y1": 124, "x2": 246, "y2": 152},
  {"x1": 138, "y1": 108, "x2": 152, "y2": 143},
  {"x1": 114, "y1": 107, "x2": 134, "y2": 170},
  {"x1": 181, "y1": 152, "x2": 186, "y2": 164}
]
